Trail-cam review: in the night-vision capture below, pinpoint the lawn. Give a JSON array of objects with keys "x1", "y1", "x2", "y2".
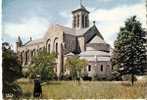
[{"x1": 17, "y1": 79, "x2": 146, "y2": 99}]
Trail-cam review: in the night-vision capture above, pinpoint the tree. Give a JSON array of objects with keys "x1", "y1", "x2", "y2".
[
  {"x1": 2, "y1": 42, "x2": 22, "y2": 97},
  {"x1": 65, "y1": 56, "x2": 87, "y2": 80},
  {"x1": 28, "y1": 51, "x2": 56, "y2": 81},
  {"x1": 112, "y1": 16, "x2": 146, "y2": 85}
]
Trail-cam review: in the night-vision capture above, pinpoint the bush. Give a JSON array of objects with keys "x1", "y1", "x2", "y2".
[
  {"x1": 91, "y1": 74, "x2": 97, "y2": 81},
  {"x1": 62, "y1": 74, "x2": 72, "y2": 80},
  {"x1": 92, "y1": 75, "x2": 106, "y2": 81},
  {"x1": 65, "y1": 56, "x2": 88, "y2": 80},
  {"x1": 82, "y1": 76, "x2": 92, "y2": 81},
  {"x1": 122, "y1": 74, "x2": 137, "y2": 81},
  {"x1": 110, "y1": 71, "x2": 122, "y2": 81},
  {"x1": 28, "y1": 52, "x2": 56, "y2": 81},
  {"x1": 2, "y1": 42, "x2": 22, "y2": 97},
  {"x1": 21, "y1": 65, "x2": 35, "y2": 79},
  {"x1": 40, "y1": 65, "x2": 55, "y2": 81},
  {"x1": 22, "y1": 66, "x2": 30, "y2": 78},
  {"x1": 3, "y1": 82, "x2": 22, "y2": 98},
  {"x1": 81, "y1": 72, "x2": 92, "y2": 81}
]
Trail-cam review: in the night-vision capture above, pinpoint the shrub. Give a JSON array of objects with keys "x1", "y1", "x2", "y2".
[
  {"x1": 62, "y1": 74, "x2": 72, "y2": 80},
  {"x1": 28, "y1": 52, "x2": 56, "y2": 81},
  {"x1": 121, "y1": 74, "x2": 137, "y2": 81},
  {"x1": 65, "y1": 56, "x2": 88, "y2": 80},
  {"x1": 81, "y1": 72, "x2": 92, "y2": 81}
]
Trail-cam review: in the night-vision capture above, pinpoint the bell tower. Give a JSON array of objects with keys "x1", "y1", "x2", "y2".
[
  {"x1": 16, "y1": 36, "x2": 22, "y2": 52},
  {"x1": 72, "y1": 1, "x2": 89, "y2": 29}
]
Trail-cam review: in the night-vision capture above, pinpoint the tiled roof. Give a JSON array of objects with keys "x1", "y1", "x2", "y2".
[
  {"x1": 72, "y1": 4, "x2": 89, "y2": 13},
  {"x1": 79, "y1": 50, "x2": 110, "y2": 57},
  {"x1": 56, "y1": 24, "x2": 91, "y2": 36},
  {"x1": 56, "y1": 24, "x2": 75, "y2": 35},
  {"x1": 80, "y1": 56, "x2": 111, "y2": 62},
  {"x1": 23, "y1": 24, "x2": 105, "y2": 46},
  {"x1": 75, "y1": 27, "x2": 91, "y2": 36},
  {"x1": 44, "y1": 24, "x2": 102, "y2": 38},
  {"x1": 79, "y1": 50, "x2": 111, "y2": 61},
  {"x1": 24, "y1": 39, "x2": 44, "y2": 46}
]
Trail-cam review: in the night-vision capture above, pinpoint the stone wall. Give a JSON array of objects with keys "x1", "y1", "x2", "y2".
[{"x1": 86, "y1": 61, "x2": 112, "y2": 79}]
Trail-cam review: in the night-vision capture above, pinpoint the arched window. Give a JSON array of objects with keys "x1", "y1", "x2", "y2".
[
  {"x1": 85, "y1": 16, "x2": 88, "y2": 27},
  {"x1": 20, "y1": 52, "x2": 23, "y2": 64},
  {"x1": 25, "y1": 51, "x2": 29, "y2": 64},
  {"x1": 53, "y1": 37, "x2": 58, "y2": 53},
  {"x1": 48, "y1": 44, "x2": 50, "y2": 53},
  {"x1": 74, "y1": 16, "x2": 76, "y2": 28},
  {"x1": 82, "y1": 15, "x2": 85, "y2": 28},
  {"x1": 77, "y1": 15, "x2": 79, "y2": 27},
  {"x1": 55, "y1": 43, "x2": 58, "y2": 54},
  {"x1": 100, "y1": 65, "x2": 103, "y2": 72},
  {"x1": 88, "y1": 65, "x2": 91, "y2": 71},
  {"x1": 46, "y1": 39, "x2": 51, "y2": 52}
]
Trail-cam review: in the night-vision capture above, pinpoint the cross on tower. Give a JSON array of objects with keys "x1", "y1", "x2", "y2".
[{"x1": 80, "y1": 0, "x2": 83, "y2": 5}]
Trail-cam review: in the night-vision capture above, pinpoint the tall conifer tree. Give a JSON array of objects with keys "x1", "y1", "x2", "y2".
[{"x1": 112, "y1": 16, "x2": 146, "y2": 84}]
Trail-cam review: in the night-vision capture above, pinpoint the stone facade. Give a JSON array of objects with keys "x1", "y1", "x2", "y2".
[{"x1": 16, "y1": 4, "x2": 112, "y2": 79}]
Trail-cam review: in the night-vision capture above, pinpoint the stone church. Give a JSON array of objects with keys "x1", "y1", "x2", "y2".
[{"x1": 16, "y1": 4, "x2": 112, "y2": 79}]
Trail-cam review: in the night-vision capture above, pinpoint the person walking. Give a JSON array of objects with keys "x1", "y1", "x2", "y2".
[{"x1": 33, "y1": 75, "x2": 42, "y2": 98}]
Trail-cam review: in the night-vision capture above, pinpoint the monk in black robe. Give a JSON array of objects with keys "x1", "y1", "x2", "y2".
[{"x1": 33, "y1": 76, "x2": 42, "y2": 97}]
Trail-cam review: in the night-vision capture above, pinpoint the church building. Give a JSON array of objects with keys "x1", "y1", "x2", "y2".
[{"x1": 16, "y1": 3, "x2": 112, "y2": 79}]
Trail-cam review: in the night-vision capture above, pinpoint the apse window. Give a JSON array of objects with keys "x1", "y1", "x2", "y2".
[
  {"x1": 48, "y1": 44, "x2": 50, "y2": 53},
  {"x1": 100, "y1": 65, "x2": 103, "y2": 72},
  {"x1": 88, "y1": 65, "x2": 91, "y2": 72},
  {"x1": 55, "y1": 43, "x2": 58, "y2": 54}
]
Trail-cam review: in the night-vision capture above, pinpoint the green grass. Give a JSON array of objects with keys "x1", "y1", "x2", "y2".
[{"x1": 17, "y1": 80, "x2": 146, "y2": 99}]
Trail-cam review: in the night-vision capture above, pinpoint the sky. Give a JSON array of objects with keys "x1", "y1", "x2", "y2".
[{"x1": 2, "y1": 0, "x2": 146, "y2": 50}]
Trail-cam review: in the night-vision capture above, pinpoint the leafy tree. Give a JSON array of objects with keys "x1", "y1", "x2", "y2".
[
  {"x1": 65, "y1": 56, "x2": 87, "y2": 80},
  {"x1": 28, "y1": 51, "x2": 56, "y2": 81},
  {"x1": 2, "y1": 42, "x2": 22, "y2": 97},
  {"x1": 112, "y1": 16, "x2": 146, "y2": 85}
]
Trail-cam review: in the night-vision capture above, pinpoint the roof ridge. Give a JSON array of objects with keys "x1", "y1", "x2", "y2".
[{"x1": 23, "y1": 38, "x2": 44, "y2": 46}]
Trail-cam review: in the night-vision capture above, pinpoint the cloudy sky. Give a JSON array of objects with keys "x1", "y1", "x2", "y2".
[{"x1": 2, "y1": 0, "x2": 146, "y2": 50}]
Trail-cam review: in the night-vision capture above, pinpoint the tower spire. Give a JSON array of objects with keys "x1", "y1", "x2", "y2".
[{"x1": 80, "y1": 0, "x2": 83, "y2": 6}]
